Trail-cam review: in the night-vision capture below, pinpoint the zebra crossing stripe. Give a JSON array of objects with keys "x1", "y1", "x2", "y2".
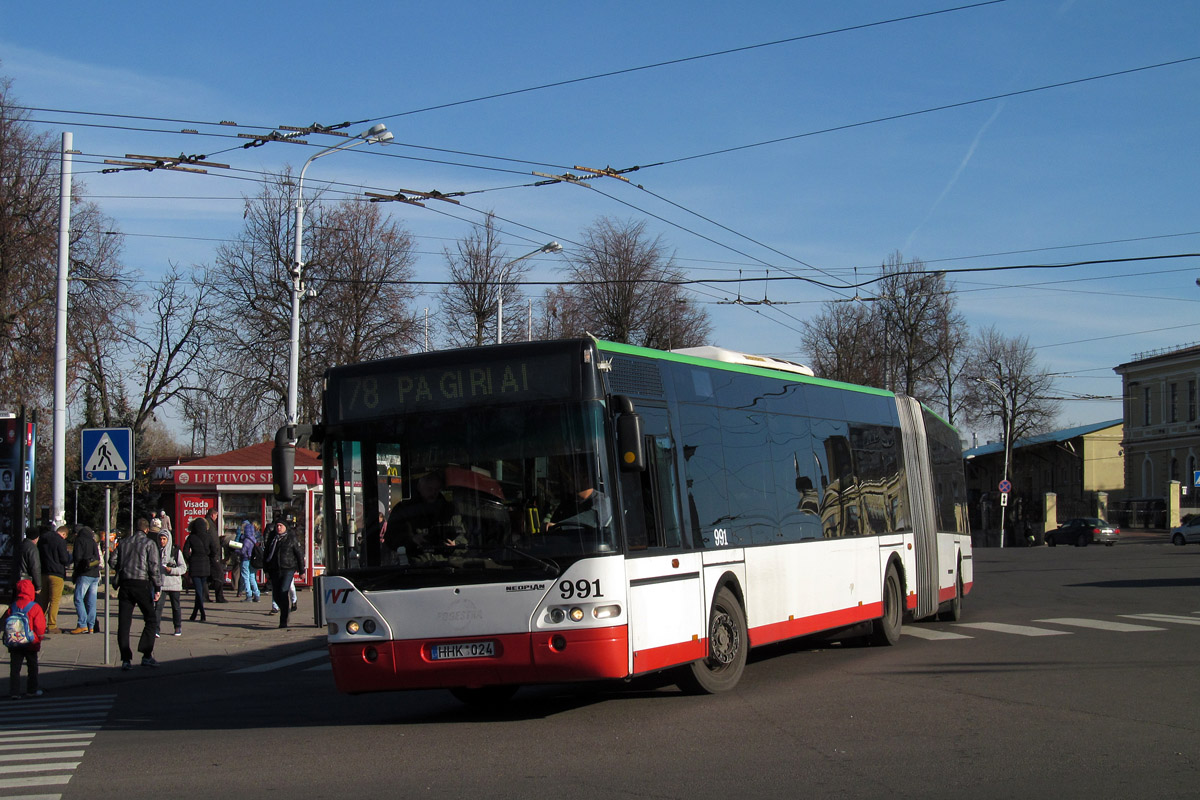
[
  {"x1": 231, "y1": 649, "x2": 328, "y2": 673},
  {"x1": 901, "y1": 627, "x2": 972, "y2": 640},
  {"x1": 1121, "y1": 614, "x2": 1200, "y2": 626},
  {"x1": 1035, "y1": 617, "x2": 1165, "y2": 632},
  {"x1": 0, "y1": 750, "x2": 85, "y2": 762},
  {"x1": 954, "y1": 622, "x2": 1070, "y2": 637}
]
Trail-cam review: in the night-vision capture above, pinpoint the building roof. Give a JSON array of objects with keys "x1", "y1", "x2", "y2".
[
  {"x1": 964, "y1": 419, "x2": 1122, "y2": 459},
  {"x1": 1115, "y1": 342, "x2": 1200, "y2": 371},
  {"x1": 171, "y1": 441, "x2": 320, "y2": 469}
]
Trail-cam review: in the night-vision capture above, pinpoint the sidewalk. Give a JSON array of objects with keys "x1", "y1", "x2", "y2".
[{"x1": 12, "y1": 586, "x2": 325, "y2": 693}]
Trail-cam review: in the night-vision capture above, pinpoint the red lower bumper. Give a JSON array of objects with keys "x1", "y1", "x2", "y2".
[{"x1": 329, "y1": 625, "x2": 630, "y2": 693}]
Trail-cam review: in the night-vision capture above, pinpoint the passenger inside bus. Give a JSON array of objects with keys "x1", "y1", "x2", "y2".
[{"x1": 384, "y1": 471, "x2": 467, "y2": 564}]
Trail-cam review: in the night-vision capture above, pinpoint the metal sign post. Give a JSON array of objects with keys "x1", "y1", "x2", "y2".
[{"x1": 81, "y1": 428, "x2": 132, "y2": 666}]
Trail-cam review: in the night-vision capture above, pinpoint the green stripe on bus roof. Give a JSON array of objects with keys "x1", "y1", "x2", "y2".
[{"x1": 595, "y1": 340, "x2": 894, "y2": 398}]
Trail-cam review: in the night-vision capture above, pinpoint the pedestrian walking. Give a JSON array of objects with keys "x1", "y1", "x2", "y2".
[
  {"x1": 184, "y1": 512, "x2": 216, "y2": 622},
  {"x1": 153, "y1": 521, "x2": 186, "y2": 637},
  {"x1": 238, "y1": 518, "x2": 261, "y2": 603},
  {"x1": 203, "y1": 507, "x2": 228, "y2": 603},
  {"x1": 37, "y1": 524, "x2": 69, "y2": 634},
  {"x1": 3, "y1": 578, "x2": 46, "y2": 698},
  {"x1": 11, "y1": 525, "x2": 42, "y2": 602},
  {"x1": 112, "y1": 518, "x2": 163, "y2": 670},
  {"x1": 68, "y1": 526, "x2": 102, "y2": 635},
  {"x1": 264, "y1": 518, "x2": 304, "y2": 628}
]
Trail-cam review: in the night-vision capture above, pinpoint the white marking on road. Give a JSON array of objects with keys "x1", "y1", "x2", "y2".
[
  {"x1": 1035, "y1": 618, "x2": 1165, "y2": 632},
  {"x1": 0, "y1": 763, "x2": 80, "y2": 774},
  {"x1": 231, "y1": 650, "x2": 328, "y2": 673},
  {"x1": 1122, "y1": 614, "x2": 1200, "y2": 626},
  {"x1": 0, "y1": 752, "x2": 84, "y2": 763},
  {"x1": 954, "y1": 622, "x2": 1070, "y2": 637},
  {"x1": 901, "y1": 627, "x2": 972, "y2": 640},
  {"x1": 0, "y1": 774, "x2": 71, "y2": 789}
]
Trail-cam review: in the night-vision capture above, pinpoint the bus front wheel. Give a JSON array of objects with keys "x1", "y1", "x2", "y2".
[
  {"x1": 679, "y1": 587, "x2": 747, "y2": 694},
  {"x1": 871, "y1": 563, "x2": 903, "y2": 646}
]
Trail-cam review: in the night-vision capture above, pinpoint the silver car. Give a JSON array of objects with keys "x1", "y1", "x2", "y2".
[{"x1": 1171, "y1": 516, "x2": 1200, "y2": 546}]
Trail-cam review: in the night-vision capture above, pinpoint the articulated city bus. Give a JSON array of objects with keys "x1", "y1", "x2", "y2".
[{"x1": 279, "y1": 338, "x2": 972, "y2": 704}]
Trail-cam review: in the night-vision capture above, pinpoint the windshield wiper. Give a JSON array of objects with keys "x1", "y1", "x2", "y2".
[{"x1": 499, "y1": 546, "x2": 560, "y2": 576}]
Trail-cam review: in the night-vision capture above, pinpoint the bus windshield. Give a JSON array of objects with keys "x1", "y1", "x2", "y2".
[{"x1": 329, "y1": 400, "x2": 617, "y2": 581}]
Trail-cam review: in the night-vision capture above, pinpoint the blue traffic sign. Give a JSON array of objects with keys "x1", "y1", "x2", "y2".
[
  {"x1": 80, "y1": 427, "x2": 134, "y2": 483},
  {"x1": 998, "y1": 479, "x2": 1012, "y2": 493},
  {"x1": 1195, "y1": 470, "x2": 1200, "y2": 488}
]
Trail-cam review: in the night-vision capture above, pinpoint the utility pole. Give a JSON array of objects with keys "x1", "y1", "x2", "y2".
[{"x1": 52, "y1": 132, "x2": 73, "y2": 527}]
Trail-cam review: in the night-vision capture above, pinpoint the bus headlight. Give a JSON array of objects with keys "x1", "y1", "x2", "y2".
[
  {"x1": 569, "y1": 607, "x2": 585, "y2": 622},
  {"x1": 346, "y1": 620, "x2": 361, "y2": 635},
  {"x1": 593, "y1": 604, "x2": 621, "y2": 620},
  {"x1": 549, "y1": 608, "x2": 566, "y2": 624},
  {"x1": 362, "y1": 618, "x2": 377, "y2": 634}
]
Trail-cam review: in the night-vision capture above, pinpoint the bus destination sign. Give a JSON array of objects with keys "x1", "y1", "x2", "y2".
[{"x1": 333, "y1": 353, "x2": 577, "y2": 420}]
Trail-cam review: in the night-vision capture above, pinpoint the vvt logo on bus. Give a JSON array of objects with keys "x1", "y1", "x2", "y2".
[{"x1": 325, "y1": 587, "x2": 353, "y2": 604}]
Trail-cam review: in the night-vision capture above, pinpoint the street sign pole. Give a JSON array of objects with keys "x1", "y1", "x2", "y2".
[{"x1": 103, "y1": 486, "x2": 110, "y2": 665}]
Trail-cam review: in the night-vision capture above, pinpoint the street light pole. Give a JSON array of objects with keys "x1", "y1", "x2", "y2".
[
  {"x1": 979, "y1": 377, "x2": 1012, "y2": 548},
  {"x1": 288, "y1": 123, "x2": 393, "y2": 426},
  {"x1": 497, "y1": 241, "x2": 562, "y2": 344}
]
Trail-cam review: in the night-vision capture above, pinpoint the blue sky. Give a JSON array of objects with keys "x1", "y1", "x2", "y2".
[{"x1": 4, "y1": 0, "x2": 1199, "y2": 443}]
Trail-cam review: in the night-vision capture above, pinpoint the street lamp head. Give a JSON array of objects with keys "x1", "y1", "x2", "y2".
[
  {"x1": 541, "y1": 241, "x2": 563, "y2": 254},
  {"x1": 360, "y1": 123, "x2": 391, "y2": 144}
]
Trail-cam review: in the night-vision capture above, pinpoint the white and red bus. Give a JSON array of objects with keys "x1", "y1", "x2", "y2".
[{"x1": 280, "y1": 338, "x2": 972, "y2": 704}]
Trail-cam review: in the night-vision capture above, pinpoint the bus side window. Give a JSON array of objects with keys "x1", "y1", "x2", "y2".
[{"x1": 621, "y1": 434, "x2": 682, "y2": 550}]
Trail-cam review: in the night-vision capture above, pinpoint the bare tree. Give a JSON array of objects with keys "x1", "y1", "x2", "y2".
[
  {"x1": 875, "y1": 252, "x2": 965, "y2": 398},
  {"x1": 437, "y1": 213, "x2": 530, "y2": 347},
  {"x1": 209, "y1": 172, "x2": 420, "y2": 430},
  {"x1": 0, "y1": 78, "x2": 65, "y2": 409},
  {"x1": 553, "y1": 217, "x2": 710, "y2": 348},
  {"x1": 963, "y1": 326, "x2": 1060, "y2": 444},
  {"x1": 799, "y1": 300, "x2": 884, "y2": 386}
]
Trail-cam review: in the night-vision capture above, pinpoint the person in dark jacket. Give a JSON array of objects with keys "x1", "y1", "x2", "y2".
[
  {"x1": 112, "y1": 518, "x2": 162, "y2": 670},
  {"x1": 264, "y1": 519, "x2": 304, "y2": 629},
  {"x1": 12, "y1": 526, "x2": 42, "y2": 602},
  {"x1": 3, "y1": 578, "x2": 47, "y2": 698},
  {"x1": 69, "y1": 526, "x2": 102, "y2": 635},
  {"x1": 202, "y1": 507, "x2": 227, "y2": 603},
  {"x1": 37, "y1": 525, "x2": 70, "y2": 633},
  {"x1": 184, "y1": 513, "x2": 216, "y2": 622}
]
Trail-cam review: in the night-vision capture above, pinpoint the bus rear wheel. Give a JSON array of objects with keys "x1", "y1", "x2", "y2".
[
  {"x1": 937, "y1": 570, "x2": 963, "y2": 622},
  {"x1": 871, "y1": 563, "x2": 903, "y2": 646},
  {"x1": 679, "y1": 587, "x2": 747, "y2": 694},
  {"x1": 449, "y1": 685, "x2": 519, "y2": 708}
]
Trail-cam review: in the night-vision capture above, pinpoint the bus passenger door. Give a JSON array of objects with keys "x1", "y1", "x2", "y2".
[{"x1": 620, "y1": 407, "x2": 707, "y2": 675}]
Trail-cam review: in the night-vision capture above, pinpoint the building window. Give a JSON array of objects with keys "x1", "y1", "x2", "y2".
[
  {"x1": 1170, "y1": 383, "x2": 1178, "y2": 423},
  {"x1": 1189, "y1": 380, "x2": 1197, "y2": 422},
  {"x1": 1144, "y1": 386, "x2": 1152, "y2": 426}
]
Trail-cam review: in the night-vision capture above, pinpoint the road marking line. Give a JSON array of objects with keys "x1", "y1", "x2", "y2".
[
  {"x1": 1122, "y1": 614, "x2": 1200, "y2": 626},
  {"x1": 231, "y1": 650, "x2": 328, "y2": 673},
  {"x1": 1035, "y1": 618, "x2": 1165, "y2": 632},
  {"x1": 954, "y1": 622, "x2": 1070, "y2": 637},
  {"x1": 0, "y1": 774, "x2": 72, "y2": 788},
  {"x1": 0, "y1": 762, "x2": 80, "y2": 774},
  {"x1": 0, "y1": 752, "x2": 85, "y2": 763},
  {"x1": 901, "y1": 627, "x2": 972, "y2": 640}
]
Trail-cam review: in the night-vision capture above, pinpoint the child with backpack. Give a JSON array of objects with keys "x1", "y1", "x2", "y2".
[{"x1": 3, "y1": 578, "x2": 47, "y2": 699}]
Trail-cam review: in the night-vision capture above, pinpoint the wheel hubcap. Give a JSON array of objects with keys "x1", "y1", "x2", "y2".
[{"x1": 709, "y1": 609, "x2": 739, "y2": 666}]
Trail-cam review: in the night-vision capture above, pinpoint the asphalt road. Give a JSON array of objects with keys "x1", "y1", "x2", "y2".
[{"x1": 6, "y1": 539, "x2": 1200, "y2": 799}]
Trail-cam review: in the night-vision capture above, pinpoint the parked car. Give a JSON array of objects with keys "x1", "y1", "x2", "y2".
[
  {"x1": 1046, "y1": 517, "x2": 1120, "y2": 547},
  {"x1": 1170, "y1": 516, "x2": 1200, "y2": 546}
]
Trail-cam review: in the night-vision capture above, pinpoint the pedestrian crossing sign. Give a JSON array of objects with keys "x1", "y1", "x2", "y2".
[{"x1": 80, "y1": 427, "x2": 134, "y2": 483}]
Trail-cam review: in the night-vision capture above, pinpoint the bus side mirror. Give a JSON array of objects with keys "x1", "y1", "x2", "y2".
[{"x1": 612, "y1": 395, "x2": 645, "y2": 472}]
